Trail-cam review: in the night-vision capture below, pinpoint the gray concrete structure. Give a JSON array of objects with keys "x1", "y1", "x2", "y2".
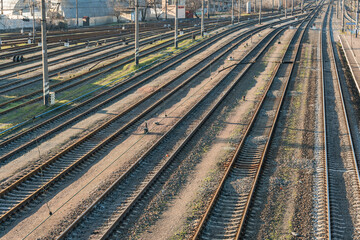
[{"x1": 3, "y1": 0, "x2": 114, "y2": 17}]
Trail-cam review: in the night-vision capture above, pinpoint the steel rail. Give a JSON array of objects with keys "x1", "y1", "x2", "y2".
[
  {"x1": 0, "y1": 19, "x2": 225, "y2": 49},
  {"x1": 0, "y1": 22, "x2": 224, "y2": 93},
  {"x1": 0, "y1": 17, "x2": 276, "y2": 162},
  {"x1": 192, "y1": 4, "x2": 322, "y2": 239},
  {"x1": 0, "y1": 21, "x2": 221, "y2": 78},
  {"x1": 319, "y1": 3, "x2": 331, "y2": 239},
  {"x1": 322, "y1": 3, "x2": 360, "y2": 238},
  {"x1": 0, "y1": 17, "x2": 293, "y2": 225},
  {"x1": 87, "y1": 22, "x2": 296, "y2": 240},
  {"x1": 0, "y1": 19, "x2": 252, "y2": 113},
  {"x1": 0, "y1": 29, "x2": 164, "y2": 73},
  {"x1": 0, "y1": 19, "x2": 226, "y2": 57}
]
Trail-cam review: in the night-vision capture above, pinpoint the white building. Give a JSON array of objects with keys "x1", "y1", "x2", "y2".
[{"x1": 162, "y1": 0, "x2": 186, "y2": 18}]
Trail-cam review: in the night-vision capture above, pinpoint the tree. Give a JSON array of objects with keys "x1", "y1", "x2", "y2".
[
  {"x1": 112, "y1": 0, "x2": 129, "y2": 22},
  {"x1": 186, "y1": 0, "x2": 201, "y2": 18},
  {"x1": 148, "y1": 0, "x2": 162, "y2": 20}
]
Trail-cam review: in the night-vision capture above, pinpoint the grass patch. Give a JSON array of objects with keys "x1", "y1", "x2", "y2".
[{"x1": 0, "y1": 37, "x2": 200, "y2": 134}]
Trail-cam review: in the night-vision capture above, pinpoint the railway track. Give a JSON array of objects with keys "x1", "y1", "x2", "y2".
[
  {"x1": 318, "y1": 3, "x2": 360, "y2": 238},
  {"x1": 0, "y1": 16, "x2": 298, "y2": 231},
  {"x1": 0, "y1": 28, "x2": 165, "y2": 74},
  {"x1": 0, "y1": 19, "x2": 226, "y2": 74},
  {"x1": 191, "y1": 4, "x2": 321, "y2": 239},
  {"x1": 0, "y1": 21, "x2": 182, "y2": 49},
  {"x1": 0, "y1": 18, "x2": 263, "y2": 161},
  {"x1": 0, "y1": 22, "x2": 224, "y2": 94},
  {"x1": 0, "y1": 21, "x2": 272, "y2": 116},
  {"x1": 54, "y1": 17, "x2": 299, "y2": 240},
  {"x1": 0, "y1": 14, "x2": 303, "y2": 124}
]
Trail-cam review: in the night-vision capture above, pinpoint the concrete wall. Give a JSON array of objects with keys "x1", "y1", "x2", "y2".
[
  {"x1": 0, "y1": 15, "x2": 39, "y2": 30},
  {"x1": 66, "y1": 16, "x2": 117, "y2": 27}
]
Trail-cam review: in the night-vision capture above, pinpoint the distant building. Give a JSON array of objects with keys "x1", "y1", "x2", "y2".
[
  {"x1": 2, "y1": 0, "x2": 117, "y2": 26},
  {"x1": 162, "y1": 0, "x2": 186, "y2": 18}
]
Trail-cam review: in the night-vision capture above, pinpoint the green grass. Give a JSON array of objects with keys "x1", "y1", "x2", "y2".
[{"x1": 0, "y1": 37, "x2": 199, "y2": 134}]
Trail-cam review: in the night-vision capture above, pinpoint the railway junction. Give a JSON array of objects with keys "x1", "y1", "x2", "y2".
[{"x1": 2, "y1": 0, "x2": 360, "y2": 239}]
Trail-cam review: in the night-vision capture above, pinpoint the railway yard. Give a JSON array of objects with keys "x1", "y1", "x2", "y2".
[{"x1": 2, "y1": 0, "x2": 360, "y2": 239}]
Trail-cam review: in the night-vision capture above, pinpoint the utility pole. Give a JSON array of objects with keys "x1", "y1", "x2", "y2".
[
  {"x1": 336, "y1": 0, "x2": 338, "y2": 18},
  {"x1": 291, "y1": 0, "x2": 294, "y2": 15},
  {"x1": 238, "y1": 0, "x2": 241, "y2": 22},
  {"x1": 207, "y1": 0, "x2": 210, "y2": 18},
  {"x1": 76, "y1": 0, "x2": 79, "y2": 27},
  {"x1": 175, "y1": 0, "x2": 178, "y2": 48},
  {"x1": 135, "y1": 0, "x2": 139, "y2": 65},
  {"x1": 32, "y1": 0, "x2": 36, "y2": 43},
  {"x1": 342, "y1": 0, "x2": 345, "y2": 31},
  {"x1": 278, "y1": 0, "x2": 281, "y2": 13},
  {"x1": 259, "y1": 0, "x2": 262, "y2": 23},
  {"x1": 201, "y1": 0, "x2": 205, "y2": 36},
  {"x1": 165, "y1": 0, "x2": 167, "y2": 19},
  {"x1": 1, "y1": 0, "x2": 3, "y2": 15},
  {"x1": 41, "y1": 0, "x2": 49, "y2": 106},
  {"x1": 301, "y1": 0, "x2": 303, "y2": 12},
  {"x1": 356, "y1": 0, "x2": 359, "y2": 37},
  {"x1": 285, "y1": 0, "x2": 287, "y2": 18},
  {"x1": 232, "y1": 0, "x2": 234, "y2": 24},
  {"x1": 272, "y1": 0, "x2": 274, "y2": 13}
]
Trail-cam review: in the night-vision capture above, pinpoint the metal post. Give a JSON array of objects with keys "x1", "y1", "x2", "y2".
[
  {"x1": 32, "y1": 0, "x2": 36, "y2": 42},
  {"x1": 301, "y1": 0, "x2": 303, "y2": 12},
  {"x1": 207, "y1": 0, "x2": 210, "y2": 18},
  {"x1": 291, "y1": 0, "x2": 294, "y2": 15},
  {"x1": 342, "y1": 0, "x2": 345, "y2": 31},
  {"x1": 135, "y1": 0, "x2": 139, "y2": 65},
  {"x1": 238, "y1": 0, "x2": 241, "y2": 22},
  {"x1": 272, "y1": 0, "x2": 274, "y2": 13},
  {"x1": 254, "y1": 0, "x2": 256, "y2": 12},
  {"x1": 41, "y1": 0, "x2": 49, "y2": 106},
  {"x1": 175, "y1": 0, "x2": 178, "y2": 48},
  {"x1": 232, "y1": 0, "x2": 234, "y2": 24},
  {"x1": 165, "y1": 0, "x2": 167, "y2": 19},
  {"x1": 201, "y1": 0, "x2": 205, "y2": 36},
  {"x1": 278, "y1": 0, "x2": 281, "y2": 13},
  {"x1": 76, "y1": 0, "x2": 78, "y2": 27},
  {"x1": 356, "y1": 0, "x2": 359, "y2": 37},
  {"x1": 259, "y1": 0, "x2": 262, "y2": 23},
  {"x1": 285, "y1": 0, "x2": 287, "y2": 18}
]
